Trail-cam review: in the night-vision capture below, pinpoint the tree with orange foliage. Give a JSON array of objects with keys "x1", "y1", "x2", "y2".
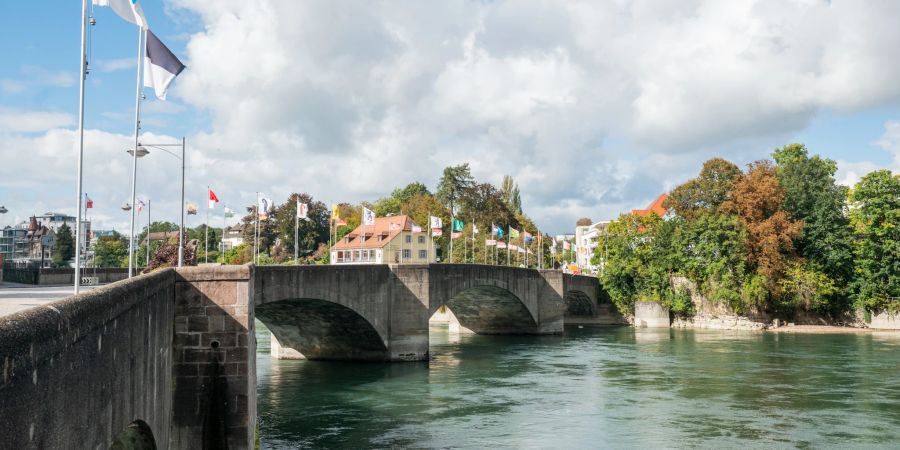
[{"x1": 722, "y1": 161, "x2": 803, "y2": 292}]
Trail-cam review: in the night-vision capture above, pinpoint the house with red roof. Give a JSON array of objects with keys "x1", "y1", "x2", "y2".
[
  {"x1": 330, "y1": 215, "x2": 434, "y2": 264},
  {"x1": 631, "y1": 193, "x2": 669, "y2": 218}
]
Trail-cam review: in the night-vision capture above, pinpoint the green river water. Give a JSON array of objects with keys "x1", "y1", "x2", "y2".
[{"x1": 255, "y1": 324, "x2": 900, "y2": 449}]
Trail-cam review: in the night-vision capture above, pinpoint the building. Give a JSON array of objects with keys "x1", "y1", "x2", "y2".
[
  {"x1": 330, "y1": 215, "x2": 433, "y2": 265},
  {"x1": 631, "y1": 193, "x2": 669, "y2": 218},
  {"x1": 31, "y1": 212, "x2": 91, "y2": 235},
  {"x1": 221, "y1": 224, "x2": 245, "y2": 251},
  {"x1": 0, "y1": 226, "x2": 28, "y2": 264},
  {"x1": 15, "y1": 216, "x2": 56, "y2": 268},
  {"x1": 574, "y1": 220, "x2": 611, "y2": 274}
]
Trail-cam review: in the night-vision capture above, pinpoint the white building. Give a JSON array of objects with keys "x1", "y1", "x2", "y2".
[
  {"x1": 221, "y1": 224, "x2": 244, "y2": 251},
  {"x1": 574, "y1": 221, "x2": 611, "y2": 274}
]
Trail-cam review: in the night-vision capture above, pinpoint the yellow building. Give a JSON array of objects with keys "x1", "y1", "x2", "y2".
[{"x1": 330, "y1": 215, "x2": 434, "y2": 264}]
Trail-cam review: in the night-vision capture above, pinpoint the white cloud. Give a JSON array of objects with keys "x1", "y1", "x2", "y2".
[
  {"x1": 95, "y1": 57, "x2": 135, "y2": 73},
  {"x1": 5, "y1": 0, "x2": 900, "y2": 233},
  {"x1": 0, "y1": 107, "x2": 73, "y2": 132}
]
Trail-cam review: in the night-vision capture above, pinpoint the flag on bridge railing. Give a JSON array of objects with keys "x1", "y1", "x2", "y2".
[
  {"x1": 486, "y1": 239, "x2": 497, "y2": 246},
  {"x1": 497, "y1": 241, "x2": 507, "y2": 249}
]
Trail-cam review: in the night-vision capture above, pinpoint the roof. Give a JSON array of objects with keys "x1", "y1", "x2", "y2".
[
  {"x1": 144, "y1": 231, "x2": 181, "y2": 243},
  {"x1": 631, "y1": 193, "x2": 669, "y2": 218},
  {"x1": 332, "y1": 215, "x2": 422, "y2": 250}
]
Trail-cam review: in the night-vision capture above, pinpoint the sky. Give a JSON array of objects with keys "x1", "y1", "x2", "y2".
[{"x1": 1, "y1": 0, "x2": 899, "y2": 235}]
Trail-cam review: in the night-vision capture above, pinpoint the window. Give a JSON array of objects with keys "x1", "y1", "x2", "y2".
[
  {"x1": 403, "y1": 249, "x2": 411, "y2": 259},
  {"x1": 419, "y1": 249, "x2": 427, "y2": 259},
  {"x1": 405, "y1": 235, "x2": 412, "y2": 243},
  {"x1": 368, "y1": 250, "x2": 375, "y2": 260},
  {"x1": 418, "y1": 235, "x2": 425, "y2": 244}
]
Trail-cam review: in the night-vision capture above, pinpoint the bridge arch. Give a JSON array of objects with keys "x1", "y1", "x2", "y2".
[
  {"x1": 565, "y1": 290, "x2": 595, "y2": 317},
  {"x1": 256, "y1": 298, "x2": 389, "y2": 361},
  {"x1": 442, "y1": 285, "x2": 539, "y2": 334}
]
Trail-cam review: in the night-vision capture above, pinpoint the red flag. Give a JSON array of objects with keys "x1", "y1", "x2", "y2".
[
  {"x1": 208, "y1": 189, "x2": 220, "y2": 209},
  {"x1": 85, "y1": 194, "x2": 93, "y2": 209},
  {"x1": 335, "y1": 218, "x2": 347, "y2": 226},
  {"x1": 451, "y1": 231, "x2": 463, "y2": 239}
]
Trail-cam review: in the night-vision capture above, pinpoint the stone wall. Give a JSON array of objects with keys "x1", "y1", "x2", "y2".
[
  {"x1": 869, "y1": 310, "x2": 900, "y2": 330},
  {"x1": 634, "y1": 301, "x2": 671, "y2": 327},
  {"x1": 0, "y1": 267, "x2": 135, "y2": 285},
  {"x1": 171, "y1": 265, "x2": 256, "y2": 450},
  {"x1": 0, "y1": 269, "x2": 176, "y2": 449}
]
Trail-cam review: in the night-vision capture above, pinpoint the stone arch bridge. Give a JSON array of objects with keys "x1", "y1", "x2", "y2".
[{"x1": 0, "y1": 264, "x2": 614, "y2": 449}]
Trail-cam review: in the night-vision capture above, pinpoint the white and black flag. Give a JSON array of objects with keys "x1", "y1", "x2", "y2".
[{"x1": 144, "y1": 29, "x2": 185, "y2": 100}]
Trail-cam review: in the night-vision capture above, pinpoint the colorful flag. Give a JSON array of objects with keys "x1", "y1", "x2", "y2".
[
  {"x1": 452, "y1": 218, "x2": 464, "y2": 232},
  {"x1": 208, "y1": 189, "x2": 219, "y2": 209},
  {"x1": 509, "y1": 244, "x2": 518, "y2": 251},
  {"x1": 93, "y1": 0, "x2": 148, "y2": 29},
  {"x1": 224, "y1": 207, "x2": 235, "y2": 218},
  {"x1": 332, "y1": 204, "x2": 340, "y2": 220},
  {"x1": 491, "y1": 223, "x2": 499, "y2": 236},
  {"x1": 486, "y1": 239, "x2": 497, "y2": 246},
  {"x1": 472, "y1": 224, "x2": 479, "y2": 235},
  {"x1": 430, "y1": 216, "x2": 443, "y2": 229},
  {"x1": 335, "y1": 218, "x2": 347, "y2": 226},
  {"x1": 137, "y1": 199, "x2": 146, "y2": 214},
  {"x1": 496, "y1": 226, "x2": 504, "y2": 238},
  {"x1": 363, "y1": 207, "x2": 375, "y2": 225},
  {"x1": 563, "y1": 241, "x2": 571, "y2": 250},
  {"x1": 518, "y1": 247, "x2": 526, "y2": 254},
  {"x1": 497, "y1": 241, "x2": 507, "y2": 249},
  {"x1": 297, "y1": 201, "x2": 308, "y2": 220},
  {"x1": 411, "y1": 224, "x2": 423, "y2": 233},
  {"x1": 451, "y1": 231, "x2": 463, "y2": 239},
  {"x1": 524, "y1": 231, "x2": 533, "y2": 242},
  {"x1": 258, "y1": 196, "x2": 272, "y2": 220},
  {"x1": 186, "y1": 202, "x2": 198, "y2": 215},
  {"x1": 85, "y1": 194, "x2": 93, "y2": 209},
  {"x1": 509, "y1": 227, "x2": 520, "y2": 239},
  {"x1": 144, "y1": 30, "x2": 186, "y2": 100},
  {"x1": 431, "y1": 228, "x2": 443, "y2": 237}
]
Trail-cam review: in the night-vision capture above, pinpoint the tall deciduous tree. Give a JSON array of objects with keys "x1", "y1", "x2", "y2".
[
  {"x1": 849, "y1": 170, "x2": 900, "y2": 311},
  {"x1": 274, "y1": 193, "x2": 329, "y2": 262},
  {"x1": 773, "y1": 144, "x2": 853, "y2": 287},
  {"x1": 500, "y1": 175, "x2": 522, "y2": 213},
  {"x1": 94, "y1": 231, "x2": 128, "y2": 267},
  {"x1": 722, "y1": 160, "x2": 803, "y2": 290}
]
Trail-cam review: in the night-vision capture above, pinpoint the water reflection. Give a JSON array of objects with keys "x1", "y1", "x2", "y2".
[{"x1": 257, "y1": 322, "x2": 900, "y2": 449}]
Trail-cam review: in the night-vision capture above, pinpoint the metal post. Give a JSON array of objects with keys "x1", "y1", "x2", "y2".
[
  {"x1": 205, "y1": 186, "x2": 209, "y2": 264},
  {"x1": 145, "y1": 199, "x2": 150, "y2": 267},
  {"x1": 74, "y1": 0, "x2": 88, "y2": 293},
  {"x1": 294, "y1": 200, "x2": 298, "y2": 265},
  {"x1": 178, "y1": 137, "x2": 185, "y2": 267},
  {"x1": 127, "y1": 26, "x2": 144, "y2": 278}
]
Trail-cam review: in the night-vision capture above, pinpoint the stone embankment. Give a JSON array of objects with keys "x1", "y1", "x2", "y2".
[{"x1": 672, "y1": 313, "x2": 768, "y2": 330}]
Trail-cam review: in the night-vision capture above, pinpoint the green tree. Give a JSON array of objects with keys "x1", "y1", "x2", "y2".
[
  {"x1": 93, "y1": 231, "x2": 128, "y2": 268},
  {"x1": 773, "y1": 144, "x2": 854, "y2": 293},
  {"x1": 849, "y1": 170, "x2": 900, "y2": 312},
  {"x1": 664, "y1": 158, "x2": 742, "y2": 220},
  {"x1": 274, "y1": 193, "x2": 330, "y2": 263},
  {"x1": 500, "y1": 174, "x2": 522, "y2": 213},
  {"x1": 53, "y1": 223, "x2": 74, "y2": 267},
  {"x1": 436, "y1": 163, "x2": 475, "y2": 215},
  {"x1": 576, "y1": 217, "x2": 593, "y2": 226}
]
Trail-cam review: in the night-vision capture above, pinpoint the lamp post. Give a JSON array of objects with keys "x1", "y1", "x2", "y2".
[
  {"x1": 139, "y1": 138, "x2": 186, "y2": 267},
  {"x1": 125, "y1": 146, "x2": 149, "y2": 277}
]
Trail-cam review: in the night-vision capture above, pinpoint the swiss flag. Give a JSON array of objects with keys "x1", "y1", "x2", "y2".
[
  {"x1": 208, "y1": 189, "x2": 220, "y2": 209},
  {"x1": 85, "y1": 194, "x2": 93, "y2": 209}
]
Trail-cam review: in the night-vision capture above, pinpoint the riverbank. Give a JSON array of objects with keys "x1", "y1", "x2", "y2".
[{"x1": 768, "y1": 324, "x2": 900, "y2": 334}]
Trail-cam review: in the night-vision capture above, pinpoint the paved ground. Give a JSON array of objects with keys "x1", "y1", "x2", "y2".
[{"x1": 0, "y1": 283, "x2": 100, "y2": 317}]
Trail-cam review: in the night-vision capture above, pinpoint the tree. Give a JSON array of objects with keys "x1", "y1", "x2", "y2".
[
  {"x1": 849, "y1": 170, "x2": 900, "y2": 312},
  {"x1": 500, "y1": 175, "x2": 522, "y2": 213},
  {"x1": 576, "y1": 217, "x2": 593, "y2": 226},
  {"x1": 274, "y1": 193, "x2": 330, "y2": 263},
  {"x1": 53, "y1": 223, "x2": 74, "y2": 267},
  {"x1": 93, "y1": 231, "x2": 128, "y2": 268},
  {"x1": 773, "y1": 144, "x2": 854, "y2": 289},
  {"x1": 665, "y1": 158, "x2": 742, "y2": 220},
  {"x1": 722, "y1": 160, "x2": 803, "y2": 293},
  {"x1": 436, "y1": 163, "x2": 475, "y2": 215},
  {"x1": 373, "y1": 182, "x2": 432, "y2": 217}
]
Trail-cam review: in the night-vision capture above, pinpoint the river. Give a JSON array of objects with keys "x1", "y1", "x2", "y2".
[{"x1": 255, "y1": 323, "x2": 900, "y2": 449}]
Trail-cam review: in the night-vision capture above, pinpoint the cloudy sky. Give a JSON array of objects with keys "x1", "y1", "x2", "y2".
[{"x1": 1, "y1": 0, "x2": 899, "y2": 234}]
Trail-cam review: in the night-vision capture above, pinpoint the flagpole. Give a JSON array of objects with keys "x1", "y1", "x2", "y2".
[
  {"x1": 507, "y1": 227, "x2": 510, "y2": 266},
  {"x1": 294, "y1": 199, "x2": 299, "y2": 265},
  {"x1": 178, "y1": 137, "x2": 185, "y2": 267},
  {"x1": 74, "y1": 0, "x2": 88, "y2": 293},
  {"x1": 147, "y1": 199, "x2": 153, "y2": 267},
  {"x1": 449, "y1": 214, "x2": 454, "y2": 264},
  {"x1": 205, "y1": 186, "x2": 210, "y2": 264},
  {"x1": 127, "y1": 26, "x2": 144, "y2": 278},
  {"x1": 254, "y1": 192, "x2": 259, "y2": 265}
]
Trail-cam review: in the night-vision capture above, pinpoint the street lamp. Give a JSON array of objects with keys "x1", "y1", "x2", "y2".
[
  {"x1": 0, "y1": 206, "x2": 7, "y2": 214},
  {"x1": 139, "y1": 138, "x2": 186, "y2": 267},
  {"x1": 126, "y1": 146, "x2": 150, "y2": 158}
]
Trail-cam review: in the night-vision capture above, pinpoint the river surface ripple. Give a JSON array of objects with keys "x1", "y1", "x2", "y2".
[{"x1": 256, "y1": 324, "x2": 900, "y2": 449}]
